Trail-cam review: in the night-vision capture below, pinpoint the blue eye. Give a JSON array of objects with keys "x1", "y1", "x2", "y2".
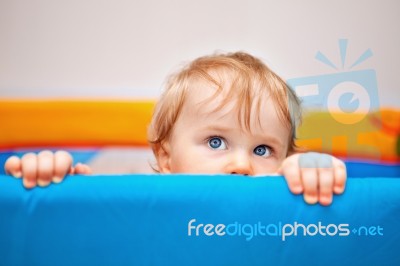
[
  {"x1": 253, "y1": 145, "x2": 271, "y2": 157},
  {"x1": 208, "y1": 137, "x2": 227, "y2": 150}
]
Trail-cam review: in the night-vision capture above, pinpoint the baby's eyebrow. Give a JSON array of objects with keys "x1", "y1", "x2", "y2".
[{"x1": 260, "y1": 135, "x2": 284, "y2": 148}]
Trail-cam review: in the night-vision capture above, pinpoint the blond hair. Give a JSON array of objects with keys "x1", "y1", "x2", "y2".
[{"x1": 148, "y1": 51, "x2": 302, "y2": 162}]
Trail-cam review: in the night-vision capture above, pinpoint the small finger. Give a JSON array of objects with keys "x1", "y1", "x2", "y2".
[
  {"x1": 317, "y1": 167, "x2": 334, "y2": 206},
  {"x1": 4, "y1": 156, "x2": 22, "y2": 178},
  {"x1": 74, "y1": 163, "x2": 92, "y2": 175},
  {"x1": 300, "y1": 167, "x2": 319, "y2": 205},
  {"x1": 37, "y1": 150, "x2": 54, "y2": 187},
  {"x1": 53, "y1": 151, "x2": 73, "y2": 183},
  {"x1": 21, "y1": 153, "x2": 38, "y2": 189},
  {"x1": 281, "y1": 156, "x2": 303, "y2": 194},
  {"x1": 333, "y1": 159, "x2": 347, "y2": 194}
]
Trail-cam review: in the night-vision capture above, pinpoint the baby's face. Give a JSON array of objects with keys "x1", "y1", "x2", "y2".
[{"x1": 159, "y1": 81, "x2": 291, "y2": 175}]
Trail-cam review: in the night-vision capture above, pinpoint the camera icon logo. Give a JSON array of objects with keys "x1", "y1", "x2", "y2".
[
  {"x1": 288, "y1": 69, "x2": 378, "y2": 125},
  {"x1": 287, "y1": 39, "x2": 379, "y2": 125},
  {"x1": 287, "y1": 39, "x2": 381, "y2": 161}
]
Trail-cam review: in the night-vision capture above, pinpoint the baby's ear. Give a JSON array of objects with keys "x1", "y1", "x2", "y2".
[{"x1": 155, "y1": 142, "x2": 172, "y2": 173}]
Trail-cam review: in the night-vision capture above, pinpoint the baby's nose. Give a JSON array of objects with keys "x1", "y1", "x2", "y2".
[{"x1": 226, "y1": 151, "x2": 253, "y2": 176}]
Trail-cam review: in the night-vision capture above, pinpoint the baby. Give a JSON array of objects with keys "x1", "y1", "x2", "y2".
[{"x1": 4, "y1": 52, "x2": 346, "y2": 206}]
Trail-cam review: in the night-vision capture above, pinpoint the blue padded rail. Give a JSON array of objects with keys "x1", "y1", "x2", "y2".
[{"x1": 0, "y1": 174, "x2": 399, "y2": 266}]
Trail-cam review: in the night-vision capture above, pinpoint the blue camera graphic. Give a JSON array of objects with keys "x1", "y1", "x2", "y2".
[
  {"x1": 287, "y1": 39, "x2": 381, "y2": 163},
  {"x1": 287, "y1": 69, "x2": 379, "y2": 125}
]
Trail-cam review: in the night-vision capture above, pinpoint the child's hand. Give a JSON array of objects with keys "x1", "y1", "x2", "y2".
[
  {"x1": 277, "y1": 152, "x2": 346, "y2": 206},
  {"x1": 4, "y1": 150, "x2": 92, "y2": 189}
]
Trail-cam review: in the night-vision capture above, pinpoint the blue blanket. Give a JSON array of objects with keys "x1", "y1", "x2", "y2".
[{"x1": 0, "y1": 173, "x2": 399, "y2": 266}]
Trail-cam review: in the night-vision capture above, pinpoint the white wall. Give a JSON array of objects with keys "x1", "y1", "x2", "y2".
[{"x1": 0, "y1": 0, "x2": 399, "y2": 107}]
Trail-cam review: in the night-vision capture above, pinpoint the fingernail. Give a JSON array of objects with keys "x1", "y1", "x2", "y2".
[
  {"x1": 334, "y1": 186, "x2": 344, "y2": 194},
  {"x1": 37, "y1": 180, "x2": 50, "y2": 187},
  {"x1": 320, "y1": 196, "x2": 332, "y2": 206},
  {"x1": 12, "y1": 171, "x2": 22, "y2": 178},
  {"x1": 304, "y1": 194, "x2": 318, "y2": 204},
  {"x1": 23, "y1": 179, "x2": 36, "y2": 189},
  {"x1": 292, "y1": 185, "x2": 303, "y2": 194},
  {"x1": 52, "y1": 176, "x2": 62, "y2": 183}
]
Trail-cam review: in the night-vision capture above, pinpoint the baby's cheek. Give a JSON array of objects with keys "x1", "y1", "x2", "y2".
[{"x1": 169, "y1": 153, "x2": 197, "y2": 173}]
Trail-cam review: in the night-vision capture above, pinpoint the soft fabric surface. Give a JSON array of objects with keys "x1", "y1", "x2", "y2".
[{"x1": 0, "y1": 173, "x2": 399, "y2": 266}]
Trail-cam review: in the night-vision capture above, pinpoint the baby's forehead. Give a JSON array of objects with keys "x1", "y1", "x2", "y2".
[
  {"x1": 184, "y1": 76, "x2": 235, "y2": 114},
  {"x1": 182, "y1": 79, "x2": 282, "y2": 129},
  {"x1": 184, "y1": 69, "x2": 266, "y2": 109}
]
